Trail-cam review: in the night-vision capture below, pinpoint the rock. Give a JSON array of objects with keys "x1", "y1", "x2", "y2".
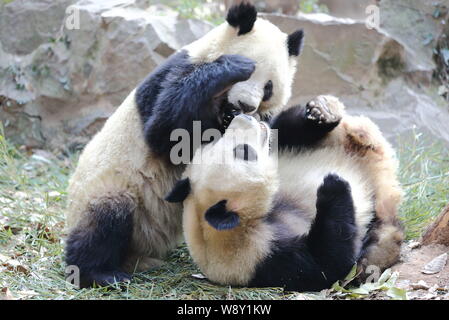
[
  {"x1": 421, "y1": 253, "x2": 448, "y2": 275},
  {"x1": 319, "y1": 0, "x2": 376, "y2": 20},
  {"x1": 379, "y1": 0, "x2": 449, "y2": 74},
  {"x1": 0, "y1": 0, "x2": 78, "y2": 55},
  {"x1": 262, "y1": 13, "x2": 392, "y2": 100},
  {"x1": 0, "y1": 0, "x2": 213, "y2": 149},
  {"x1": 422, "y1": 205, "x2": 449, "y2": 246},
  {"x1": 408, "y1": 241, "x2": 422, "y2": 249},
  {"x1": 262, "y1": 12, "x2": 449, "y2": 146}
]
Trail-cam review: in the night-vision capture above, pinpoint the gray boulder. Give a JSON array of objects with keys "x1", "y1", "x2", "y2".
[
  {"x1": 0, "y1": 0, "x2": 213, "y2": 149},
  {"x1": 263, "y1": 12, "x2": 449, "y2": 145}
]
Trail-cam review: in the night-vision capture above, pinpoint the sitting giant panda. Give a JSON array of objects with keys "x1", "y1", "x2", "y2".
[
  {"x1": 65, "y1": 3, "x2": 305, "y2": 287},
  {"x1": 166, "y1": 95, "x2": 403, "y2": 291}
]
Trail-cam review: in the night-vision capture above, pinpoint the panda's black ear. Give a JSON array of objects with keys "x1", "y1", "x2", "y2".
[
  {"x1": 165, "y1": 178, "x2": 191, "y2": 203},
  {"x1": 205, "y1": 200, "x2": 240, "y2": 230},
  {"x1": 226, "y1": 2, "x2": 257, "y2": 36},
  {"x1": 287, "y1": 29, "x2": 305, "y2": 56}
]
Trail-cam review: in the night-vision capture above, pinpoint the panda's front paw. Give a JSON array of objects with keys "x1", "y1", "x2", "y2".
[
  {"x1": 305, "y1": 95, "x2": 343, "y2": 126},
  {"x1": 218, "y1": 54, "x2": 256, "y2": 83}
]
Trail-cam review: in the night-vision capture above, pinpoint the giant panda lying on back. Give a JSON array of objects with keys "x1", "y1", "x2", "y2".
[
  {"x1": 166, "y1": 95, "x2": 403, "y2": 291},
  {"x1": 64, "y1": 3, "x2": 305, "y2": 287}
]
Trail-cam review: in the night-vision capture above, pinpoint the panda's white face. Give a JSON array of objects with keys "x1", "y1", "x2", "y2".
[
  {"x1": 184, "y1": 17, "x2": 302, "y2": 117},
  {"x1": 184, "y1": 115, "x2": 278, "y2": 224},
  {"x1": 222, "y1": 19, "x2": 298, "y2": 116}
]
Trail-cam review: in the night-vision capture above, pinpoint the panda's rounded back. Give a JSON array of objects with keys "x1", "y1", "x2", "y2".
[{"x1": 65, "y1": 90, "x2": 181, "y2": 235}]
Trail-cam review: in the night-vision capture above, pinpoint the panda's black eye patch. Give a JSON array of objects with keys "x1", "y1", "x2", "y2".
[
  {"x1": 262, "y1": 80, "x2": 273, "y2": 102},
  {"x1": 234, "y1": 144, "x2": 257, "y2": 161}
]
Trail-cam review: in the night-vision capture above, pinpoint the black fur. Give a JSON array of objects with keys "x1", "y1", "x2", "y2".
[
  {"x1": 136, "y1": 50, "x2": 256, "y2": 159},
  {"x1": 262, "y1": 80, "x2": 273, "y2": 102},
  {"x1": 357, "y1": 212, "x2": 379, "y2": 262},
  {"x1": 205, "y1": 200, "x2": 240, "y2": 230},
  {"x1": 270, "y1": 104, "x2": 340, "y2": 151},
  {"x1": 226, "y1": 2, "x2": 257, "y2": 36},
  {"x1": 65, "y1": 195, "x2": 134, "y2": 288},
  {"x1": 287, "y1": 29, "x2": 305, "y2": 56},
  {"x1": 249, "y1": 174, "x2": 357, "y2": 292},
  {"x1": 165, "y1": 178, "x2": 191, "y2": 203}
]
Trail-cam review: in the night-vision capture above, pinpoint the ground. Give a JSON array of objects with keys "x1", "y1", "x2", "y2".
[{"x1": 0, "y1": 128, "x2": 448, "y2": 300}]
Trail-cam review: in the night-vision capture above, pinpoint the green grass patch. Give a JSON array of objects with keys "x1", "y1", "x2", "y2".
[
  {"x1": 397, "y1": 132, "x2": 449, "y2": 239},
  {"x1": 0, "y1": 127, "x2": 447, "y2": 299}
]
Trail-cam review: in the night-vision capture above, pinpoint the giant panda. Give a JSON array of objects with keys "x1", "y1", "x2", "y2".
[
  {"x1": 166, "y1": 95, "x2": 403, "y2": 291},
  {"x1": 64, "y1": 2, "x2": 305, "y2": 287}
]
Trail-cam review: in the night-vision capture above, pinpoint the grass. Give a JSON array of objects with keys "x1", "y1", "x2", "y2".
[
  {"x1": 397, "y1": 131, "x2": 449, "y2": 239},
  {"x1": 0, "y1": 127, "x2": 448, "y2": 300}
]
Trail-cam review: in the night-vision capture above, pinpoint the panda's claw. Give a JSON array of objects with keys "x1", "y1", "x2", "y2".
[{"x1": 305, "y1": 96, "x2": 342, "y2": 126}]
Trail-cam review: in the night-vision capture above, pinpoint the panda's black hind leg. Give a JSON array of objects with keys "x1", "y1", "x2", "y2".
[
  {"x1": 65, "y1": 194, "x2": 135, "y2": 288},
  {"x1": 307, "y1": 174, "x2": 358, "y2": 284}
]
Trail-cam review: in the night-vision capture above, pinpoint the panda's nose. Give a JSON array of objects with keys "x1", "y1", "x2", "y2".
[{"x1": 238, "y1": 101, "x2": 256, "y2": 114}]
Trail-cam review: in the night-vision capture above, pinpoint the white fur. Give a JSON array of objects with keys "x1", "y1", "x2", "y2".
[{"x1": 185, "y1": 18, "x2": 298, "y2": 115}]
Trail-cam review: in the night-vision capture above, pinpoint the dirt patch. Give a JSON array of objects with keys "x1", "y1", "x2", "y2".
[{"x1": 393, "y1": 243, "x2": 449, "y2": 299}]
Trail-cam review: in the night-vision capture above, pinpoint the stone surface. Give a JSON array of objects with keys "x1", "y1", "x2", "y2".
[
  {"x1": 263, "y1": 12, "x2": 449, "y2": 145},
  {"x1": 0, "y1": 0, "x2": 77, "y2": 55},
  {"x1": 0, "y1": 1, "x2": 448, "y2": 149},
  {"x1": 320, "y1": 0, "x2": 376, "y2": 20},
  {"x1": 0, "y1": 0, "x2": 213, "y2": 149},
  {"x1": 379, "y1": 0, "x2": 449, "y2": 74}
]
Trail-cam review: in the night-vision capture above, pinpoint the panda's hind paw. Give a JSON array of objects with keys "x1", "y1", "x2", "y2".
[{"x1": 305, "y1": 95, "x2": 343, "y2": 126}]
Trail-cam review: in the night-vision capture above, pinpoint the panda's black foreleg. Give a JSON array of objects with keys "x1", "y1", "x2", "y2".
[
  {"x1": 306, "y1": 173, "x2": 358, "y2": 285},
  {"x1": 65, "y1": 195, "x2": 134, "y2": 288},
  {"x1": 143, "y1": 53, "x2": 256, "y2": 156},
  {"x1": 270, "y1": 98, "x2": 341, "y2": 151}
]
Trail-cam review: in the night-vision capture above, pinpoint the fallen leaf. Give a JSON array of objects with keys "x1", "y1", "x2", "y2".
[
  {"x1": 387, "y1": 287, "x2": 407, "y2": 300},
  {"x1": 410, "y1": 280, "x2": 430, "y2": 290},
  {"x1": 421, "y1": 253, "x2": 447, "y2": 275},
  {"x1": 1, "y1": 258, "x2": 29, "y2": 275},
  {"x1": 36, "y1": 223, "x2": 57, "y2": 243},
  {"x1": 3, "y1": 225, "x2": 22, "y2": 234}
]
